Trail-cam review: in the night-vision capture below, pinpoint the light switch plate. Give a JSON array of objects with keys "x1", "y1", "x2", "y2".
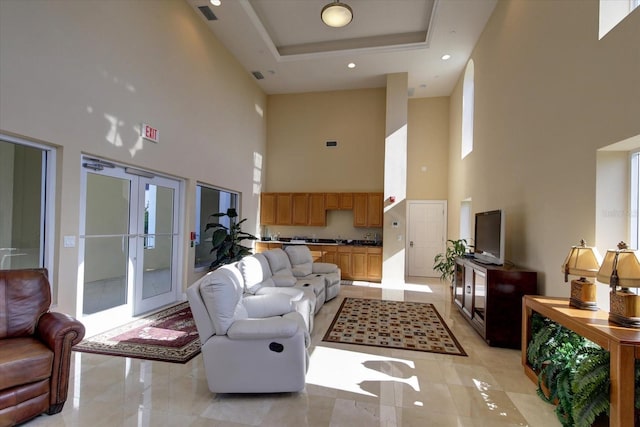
[{"x1": 63, "y1": 235, "x2": 76, "y2": 248}]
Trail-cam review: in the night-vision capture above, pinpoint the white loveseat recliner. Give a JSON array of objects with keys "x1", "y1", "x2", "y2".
[
  {"x1": 237, "y1": 252, "x2": 314, "y2": 332},
  {"x1": 262, "y1": 248, "x2": 327, "y2": 313},
  {"x1": 186, "y1": 265, "x2": 309, "y2": 394},
  {"x1": 284, "y1": 245, "x2": 342, "y2": 301}
]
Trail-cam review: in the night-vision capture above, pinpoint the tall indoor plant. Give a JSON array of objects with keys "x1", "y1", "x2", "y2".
[
  {"x1": 433, "y1": 238, "x2": 469, "y2": 283},
  {"x1": 206, "y1": 208, "x2": 257, "y2": 270}
]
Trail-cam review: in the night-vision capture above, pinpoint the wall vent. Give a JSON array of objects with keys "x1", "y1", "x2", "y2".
[
  {"x1": 326, "y1": 140, "x2": 338, "y2": 147},
  {"x1": 252, "y1": 71, "x2": 265, "y2": 80},
  {"x1": 198, "y1": 6, "x2": 218, "y2": 21}
]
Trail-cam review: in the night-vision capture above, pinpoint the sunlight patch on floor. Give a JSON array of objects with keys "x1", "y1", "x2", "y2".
[
  {"x1": 350, "y1": 279, "x2": 435, "y2": 293},
  {"x1": 306, "y1": 346, "x2": 419, "y2": 396}
]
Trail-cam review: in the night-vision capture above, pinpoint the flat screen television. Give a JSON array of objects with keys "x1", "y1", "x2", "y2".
[{"x1": 473, "y1": 209, "x2": 505, "y2": 266}]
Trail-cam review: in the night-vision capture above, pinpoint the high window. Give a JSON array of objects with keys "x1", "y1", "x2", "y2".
[
  {"x1": 599, "y1": 0, "x2": 639, "y2": 39},
  {"x1": 194, "y1": 184, "x2": 239, "y2": 269},
  {"x1": 461, "y1": 60, "x2": 475, "y2": 159},
  {"x1": 630, "y1": 151, "x2": 640, "y2": 249}
]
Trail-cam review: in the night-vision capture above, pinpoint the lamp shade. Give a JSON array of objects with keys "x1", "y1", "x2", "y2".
[
  {"x1": 321, "y1": 1, "x2": 353, "y2": 27},
  {"x1": 596, "y1": 244, "x2": 640, "y2": 288},
  {"x1": 562, "y1": 240, "x2": 601, "y2": 280}
]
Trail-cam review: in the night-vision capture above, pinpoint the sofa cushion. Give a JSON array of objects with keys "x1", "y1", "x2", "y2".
[
  {"x1": 0, "y1": 337, "x2": 53, "y2": 390},
  {"x1": 199, "y1": 266, "x2": 248, "y2": 335},
  {"x1": 237, "y1": 254, "x2": 275, "y2": 294}
]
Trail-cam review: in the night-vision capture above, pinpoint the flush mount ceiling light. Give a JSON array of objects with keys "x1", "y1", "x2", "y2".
[{"x1": 321, "y1": 1, "x2": 353, "y2": 28}]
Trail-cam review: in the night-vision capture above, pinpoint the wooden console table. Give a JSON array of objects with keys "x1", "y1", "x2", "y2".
[{"x1": 522, "y1": 296, "x2": 640, "y2": 427}]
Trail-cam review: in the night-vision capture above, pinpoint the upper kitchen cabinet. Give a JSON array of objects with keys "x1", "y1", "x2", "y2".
[
  {"x1": 326, "y1": 193, "x2": 353, "y2": 210},
  {"x1": 308, "y1": 193, "x2": 326, "y2": 226},
  {"x1": 292, "y1": 193, "x2": 309, "y2": 225},
  {"x1": 367, "y1": 193, "x2": 383, "y2": 227},
  {"x1": 260, "y1": 193, "x2": 277, "y2": 225},
  {"x1": 276, "y1": 193, "x2": 292, "y2": 225},
  {"x1": 353, "y1": 192, "x2": 383, "y2": 227}
]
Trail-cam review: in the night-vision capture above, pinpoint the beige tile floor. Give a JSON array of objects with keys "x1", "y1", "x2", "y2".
[{"x1": 29, "y1": 277, "x2": 560, "y2": 427}]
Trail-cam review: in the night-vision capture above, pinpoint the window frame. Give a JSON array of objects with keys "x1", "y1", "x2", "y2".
[
  {"x1": 0, "y1": 133, "x2": 56, "y2": 275},
  {"x1": 194, "y1": 183, "x2": 240, "y2": 270}
]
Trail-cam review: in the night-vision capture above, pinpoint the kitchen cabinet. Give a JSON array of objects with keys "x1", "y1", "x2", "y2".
[
  {"x1": 367, "y1": 193, "x2": 383, "y2": 227},
  {"x1": 326, "y1": 193, "x2": 353, "y2": 210},
  {"x1": 337, "y1": 246, "x2": 351, "y2": 278},
  {"x1": 260, "y1": 193, "x2": 277, "y2": 225},
  {"x1": 336, "y1": 245, "x2": 383, "y2": 282},
  {"x1": 366, "y1": 247, "x2": 383, "y2": 281},
  {"x1": 308, "y1": 193, "x2": 326, "y2": 226},
  {"x1": 275, "y1": 193, "x2": 292, "y2": 225},
  {"x1": 353, "y1": 193, "x2": 368, "y2": 227},
  {"x1": 351, "y1": 247, "x2": 367, "y2": 278},
  {"x1": 325, "y1": 193, "x2": 339, "y2": 210},
  {"x1": 322, "y1": 245, "x2": 337, "y2": 264},
  {"x1": 292, "y1": 193, "x2": 308, "y2": 225},
  {"x1": 255, "y1": 241, "x2": 283, "y2": 253},
  {"x1": 353, "y1": 192, "x2": 384, "y2": 227},
  {"x1": 340, "y1": 193, "x2": 353, "y2": 209}
]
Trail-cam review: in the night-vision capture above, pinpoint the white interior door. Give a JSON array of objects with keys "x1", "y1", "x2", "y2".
[{"x1": 407, "y1": 201, "x2": 447, "y2": 277}]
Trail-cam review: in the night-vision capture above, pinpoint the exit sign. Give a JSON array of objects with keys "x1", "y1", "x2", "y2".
[{"x1": 141, "y1": 123, "x2": 159, "y2": 143}]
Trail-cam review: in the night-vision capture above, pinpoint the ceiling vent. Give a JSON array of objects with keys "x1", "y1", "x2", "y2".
[
  {"x1": 198, "y1": 6, "x2": 218, "y2": 21},
  {"x1": 252, "y1": 71, "x2": 265, "y2": 80}
]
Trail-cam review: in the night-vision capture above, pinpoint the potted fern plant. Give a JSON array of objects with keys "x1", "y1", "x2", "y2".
[{"x1": 206, "y1": 208, "x2": 257, "y2": 270}]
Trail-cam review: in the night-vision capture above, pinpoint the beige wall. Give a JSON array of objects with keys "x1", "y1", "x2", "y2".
[
  {"x1": 266, "y1": 89, "x2": 386, "y2": 192},
  {"x1": 447, "y1": 0, "x2": 640, "y2": 296},
  {"x1": 407, "y1": 97, "x2": 449, "y2": 200},
  {"x1": 0, "y1": 0, "x2": 267, "y2": 313}
]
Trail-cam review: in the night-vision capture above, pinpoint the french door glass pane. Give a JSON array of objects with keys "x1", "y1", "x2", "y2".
[
  {"x1": 141, "y1": 184, "x2": 174, "y2": 301},
  {"x1": 83, "y1": 173, "x2": 131, "y2": 315},
  {"x1": 0, "y1": 141, "x2": 44, "y2": 269}
]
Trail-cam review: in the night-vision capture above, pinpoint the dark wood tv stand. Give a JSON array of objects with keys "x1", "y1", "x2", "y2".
[{"x1": 453, "y1": 257, "x2": 537, "y2": 348}]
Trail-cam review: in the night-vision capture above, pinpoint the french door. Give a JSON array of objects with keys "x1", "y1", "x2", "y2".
[{"x1": 79, "y1": 158, "x2": 181, "y2": 333}]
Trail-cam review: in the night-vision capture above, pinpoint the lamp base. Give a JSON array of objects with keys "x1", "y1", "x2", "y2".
[
  {"x1": 569, "y1": 279, "x2": 598, "y2": 311},
  {"x1": 609, "y1": 290, "x2": 640, "y2": 328}
]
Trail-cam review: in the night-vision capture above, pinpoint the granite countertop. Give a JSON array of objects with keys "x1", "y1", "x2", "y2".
[{"x1": 261, "y1": 238, "x2": 382, "y2": 247}]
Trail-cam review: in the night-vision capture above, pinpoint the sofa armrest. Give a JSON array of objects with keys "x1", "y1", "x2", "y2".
[
  {"x1": 226, "y1": 317, "x2": 299, "y2": 340},
  {"x1": 36, "y1": 312, "x2": 85, "y2": 413},
  {"x1": 312, "y1": 262, "x2": 339, "y2": 274},
  {"x1": 243, "y1": 293, "x2": 293, "y2": 318}
]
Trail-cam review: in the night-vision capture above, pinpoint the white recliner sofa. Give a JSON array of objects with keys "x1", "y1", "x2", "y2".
[
  {"x1": 237, "y1": 252, "x2": 315, "y2": 332},
  {"x1": 186, "y1": 265, "x2": 310, "y2": 394},
  {"x1": 262, "y1": 248, "x2": 327, "y2": 313},
  {"x1": 284, "y1": 245, "x2": 342, "y2": 301}
]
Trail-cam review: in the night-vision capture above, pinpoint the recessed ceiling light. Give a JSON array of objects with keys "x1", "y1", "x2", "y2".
[
  {"x1": 441, "y1": 54, "x2": 451, "y2": 60},
  {"x1": 347, "y1": 62, "x2": 356, "y2": 69},
  {"x1": 210, "y1": 0, "x2": 221, "y2": 6}
]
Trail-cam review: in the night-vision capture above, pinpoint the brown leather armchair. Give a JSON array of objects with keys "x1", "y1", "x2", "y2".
[{"x1": 0, "y1": 269, "x2": 85, "y2": 426}]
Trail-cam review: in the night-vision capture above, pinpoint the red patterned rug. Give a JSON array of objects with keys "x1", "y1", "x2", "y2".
[
  {"x1": 323, "y1": 297, "x2": 467, "y2": 356},
  {"x1": 73, "y1": 302, "x2": 200, "y2": 363}
]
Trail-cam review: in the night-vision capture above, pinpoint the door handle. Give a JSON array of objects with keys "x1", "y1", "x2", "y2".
[{"x1": 410, "y1": 241, "x2": 414, "y2": 247}]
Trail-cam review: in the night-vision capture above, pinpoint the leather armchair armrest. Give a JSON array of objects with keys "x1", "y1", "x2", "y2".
[
  {"x1": 36, "y1": 312, "x2": 85, "y2": 413},
  {"x1": 312, "y1": 262, "x2": 338, "y2": 274}
]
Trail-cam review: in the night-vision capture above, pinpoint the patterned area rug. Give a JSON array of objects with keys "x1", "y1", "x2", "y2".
[
  {"x1": 323, "y1": 297, "x2": 467, "y2": 356},
  {"x1": 73, "y1": 302, "x2": 200, "y2": 363}
]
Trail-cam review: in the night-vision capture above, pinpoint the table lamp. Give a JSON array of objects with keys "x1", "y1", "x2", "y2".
[
  {"x1": 596, "y1": 241, "x2": 640, "y2": 328},
  {"x1": 562, "y1": 239, "x2": 602, "y2": 310}
]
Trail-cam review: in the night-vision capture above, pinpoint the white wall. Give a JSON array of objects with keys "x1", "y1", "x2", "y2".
[{"x1": 0, "y1": 0, "x2": 267, "y2": 313}]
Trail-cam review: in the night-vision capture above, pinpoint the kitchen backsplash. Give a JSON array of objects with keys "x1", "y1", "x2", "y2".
[{"x1": 261, "y1": 210, "x2": 382, "y2": 241}]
